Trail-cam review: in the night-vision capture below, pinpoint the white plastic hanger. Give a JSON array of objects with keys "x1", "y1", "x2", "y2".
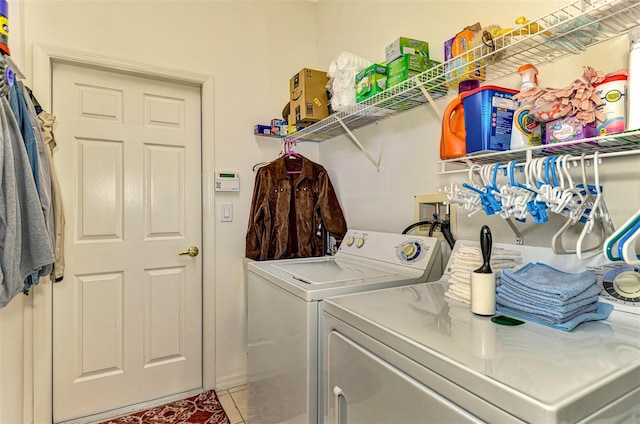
[
  {"x1": 576, "y1": 152, "x2": 615, "y2": 260},
  {"x1": 552, "y1": 154, "x2": 593, "y2": 255}
]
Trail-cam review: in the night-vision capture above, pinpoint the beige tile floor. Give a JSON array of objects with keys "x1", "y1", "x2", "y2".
[{"x1": 218, "y1": 384, "x2": 247, "y2": 424}]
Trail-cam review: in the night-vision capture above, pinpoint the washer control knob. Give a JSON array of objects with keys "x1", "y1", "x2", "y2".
[
  {"x1": 355, "y1": 237, "x2": 365, "y2": 248},
  {"x1": 397, "y1": 240, "x2": 423, "y2": 261},
  {"x1": 346, "y1": 236, "x2": 354, "y2": 246}
]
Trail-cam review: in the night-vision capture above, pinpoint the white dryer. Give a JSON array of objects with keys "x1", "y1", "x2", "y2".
[
  {"x1": 247, "y1": 229, "x2": 440, "y2": 424},
  {"x1": 322, "y1": 243, "x2": 640, "y2": 423}
]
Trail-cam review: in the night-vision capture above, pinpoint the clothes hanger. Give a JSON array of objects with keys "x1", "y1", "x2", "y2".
[
  {"x1": 522, "y1": 158, "x2": 549, "y2": 224},
  {"x1": 604, "y1": 208, "x2": 640, "y2": 261},
  {"x1": 575, "y1": 152, "x2": 615, "y2": 260},
  {"x1": 619, "y1": 219, "x2": 640, "y2": 265},
  {"x1": 506, "y1": 160, "x2": 535, "y2": 222},
  {"x1": 552, "y1": 154, "x2": 593, "y2": 255},
  {"x1": 283, "y1": 139, "x2": 302, "y2": 174}
]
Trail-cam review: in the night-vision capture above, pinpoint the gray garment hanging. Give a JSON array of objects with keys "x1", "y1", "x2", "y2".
[{"x1": 0, "y1": 96, "x2": 54, "y2": 307}]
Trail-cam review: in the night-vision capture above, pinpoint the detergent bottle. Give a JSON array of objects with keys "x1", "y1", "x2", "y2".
[
  {"x1": 510, "y1": 64, "x2": 542, "y2": 149},
  {"x1": 440, "y1": 79, "x2": 479, "y2": 159}
]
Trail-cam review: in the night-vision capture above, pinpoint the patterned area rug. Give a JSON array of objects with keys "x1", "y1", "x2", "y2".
[{"x1": 100, "y1": 390, "x2": 230, "y2": 424}]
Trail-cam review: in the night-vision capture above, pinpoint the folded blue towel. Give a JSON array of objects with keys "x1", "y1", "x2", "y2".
[
  {"x1": 496, "y1": 302, "x2": 614, "y2": 332},
  {"x1": 496, "y1": 280, "x2": 601, "y2": 310},
  {"x1": 498, "y1": 273, "x2": 602, "y2": 306},
  {"x1": 496, "y1": 292, "x2": 597, "y2": 322},
  {"x1": 500, "y1": 263, "x2": 597, "y2": 301}
]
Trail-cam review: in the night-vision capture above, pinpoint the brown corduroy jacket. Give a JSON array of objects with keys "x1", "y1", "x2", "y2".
[{"x1": 245, "y1": 155, "x2": 347, "y2": 260}]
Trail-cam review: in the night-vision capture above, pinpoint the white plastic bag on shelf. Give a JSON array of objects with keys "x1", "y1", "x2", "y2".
[{"x1": 328, "y1": 52, "x2": 372, "y2": 112}]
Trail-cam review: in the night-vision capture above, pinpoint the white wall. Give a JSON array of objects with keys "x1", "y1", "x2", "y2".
[{"x1": 1, "y1": 1, "x2": 639, "y2": 422}]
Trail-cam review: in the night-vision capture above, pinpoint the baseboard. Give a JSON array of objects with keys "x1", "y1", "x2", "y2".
[{"x1": 216, "y1": 371, "x2": 247, "y2": 391}]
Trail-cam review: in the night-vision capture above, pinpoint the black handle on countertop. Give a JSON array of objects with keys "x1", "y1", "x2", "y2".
[{"x1": 475, "y1": 225, "x2": 493, "y2": 274}]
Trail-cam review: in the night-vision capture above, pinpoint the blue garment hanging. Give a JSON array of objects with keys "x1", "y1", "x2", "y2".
[{"x1": 9, "y1": 82, "x2": 42, "y2": 294}]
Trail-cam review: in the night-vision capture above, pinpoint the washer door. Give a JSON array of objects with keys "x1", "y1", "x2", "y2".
[{"x1": 273, "y1": 258, "x2": 396, "y2": 285}]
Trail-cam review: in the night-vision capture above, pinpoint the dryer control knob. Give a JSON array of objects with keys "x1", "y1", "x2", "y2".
[
  {"x1": 355, "y1": 237, "x2": 365, "y2": 248},
  {"x1": 401, "y1": 244, "x2": 417, "y2": 258},
  {"x1": 346, "y1": 236, "x2": 355, "y2": 246}
]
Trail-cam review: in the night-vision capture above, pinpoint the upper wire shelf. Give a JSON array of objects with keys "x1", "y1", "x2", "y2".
[{"x1": 285, "y1": 0, "x2": 640, "y2": 144}]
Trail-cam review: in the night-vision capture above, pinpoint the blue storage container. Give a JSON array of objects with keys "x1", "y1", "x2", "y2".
[{"x1": 461, "y1": 85, "x2": 518, "y2": 154}]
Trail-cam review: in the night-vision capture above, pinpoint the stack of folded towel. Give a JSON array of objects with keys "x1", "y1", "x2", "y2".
[
  {"x1": 496, "y1": 263, "x2": 613, "y2": 331},
  {"x1": 445, "y1": 244, "x2": 522, "y2": 304}
]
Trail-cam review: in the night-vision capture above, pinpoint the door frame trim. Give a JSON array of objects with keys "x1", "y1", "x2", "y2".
[{"x1": 32, "y1": 43, "x2": 216, "y2": 423}]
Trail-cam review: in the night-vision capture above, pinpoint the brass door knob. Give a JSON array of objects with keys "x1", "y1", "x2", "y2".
[{"x1": 179, "y1": 246, "x2": 199, "y2": 257}]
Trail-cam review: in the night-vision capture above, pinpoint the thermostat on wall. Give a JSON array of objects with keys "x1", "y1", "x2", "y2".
[{"x1": 215, "y1": 172, "x2": 240, "y2": 192}]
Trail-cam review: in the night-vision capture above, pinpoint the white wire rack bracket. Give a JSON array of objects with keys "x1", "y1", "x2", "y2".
[{"x1": 335, "y1": 116, "x2": 381, "y2": 171}]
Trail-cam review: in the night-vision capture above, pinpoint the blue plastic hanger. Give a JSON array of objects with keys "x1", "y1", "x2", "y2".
[
  {"x1": 604, "y1": 208, "x2": 640, "y2": 262},
  {"x1": 620, "y1": 219, "x2": 640, "y2": 264}
]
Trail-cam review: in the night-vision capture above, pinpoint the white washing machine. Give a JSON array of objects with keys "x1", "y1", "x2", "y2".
[
  {"x1": 247, "y1": 229, "x2": 440, "y2": 424},
  {"x1": 322, "y1": 243, "x2": 640, "y2": 423}
]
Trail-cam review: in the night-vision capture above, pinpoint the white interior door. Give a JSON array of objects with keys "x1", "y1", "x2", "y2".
[{"x1": 51, "y1": 62, "x2": 203, "y2": 423}]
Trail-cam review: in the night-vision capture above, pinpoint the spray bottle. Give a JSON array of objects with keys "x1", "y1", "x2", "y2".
[{"x1": 510, "y1": 64, "x2": 542, "y2": 149}]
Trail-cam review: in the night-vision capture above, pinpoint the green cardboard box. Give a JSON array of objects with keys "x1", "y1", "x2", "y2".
[
  {"x1": 385, "y1": 37, "x2": 430, "y2": 64},
  {"x1": 387, "y1": 54, "x2": 427, "y2": 74},
  {"x1": 355, "y1": 64, "x2": 387, "y2": 103},
  {"x1": 386, "y1": 69, "x2": 420, "y2": 89}
]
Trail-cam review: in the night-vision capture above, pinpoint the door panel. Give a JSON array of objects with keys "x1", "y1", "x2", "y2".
[{"x1": 52, "y1": 62, "x2": 202, "y2": 423}]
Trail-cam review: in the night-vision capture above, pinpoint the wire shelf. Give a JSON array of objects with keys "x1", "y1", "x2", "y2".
[
  {"x1": 286, "y1": 0, "x2": 640, "y2": 144},
  {"x1": 438, "y1": 130, "x2": 640, "y2": 173}
]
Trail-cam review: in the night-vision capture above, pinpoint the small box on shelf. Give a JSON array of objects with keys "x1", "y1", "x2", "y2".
[
  {"x1": 254, "y1": 125, "x2": 272, "y2": 136},
  {"x1": 385, "y1": 37, "x2": 429, "y2": 64},
  {"x1": 545, "y1": 115, "x2": 597, "y2": 144},
  {"x1": 356, "y1": 64, "x2": 387, "y2": 103}
]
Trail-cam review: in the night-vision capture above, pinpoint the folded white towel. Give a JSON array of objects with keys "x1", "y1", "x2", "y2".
[
  {"x1": 450, "y1": 270, "x2": 472, "y2": 282},
  {"x1": 456, "y1": 244, "x2": 523, "y2": 261},
  {"x1": 445, "y1": 284, "x2": 471, "y2": 304}
]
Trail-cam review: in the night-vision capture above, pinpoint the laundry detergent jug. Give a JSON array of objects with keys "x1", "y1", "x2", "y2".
[
  {"x1": 440, "y1": 80, "x2": 479, "y2": 159},
  {"x1": 462, "y1": 85, "x2": 518, "y2": 154}
]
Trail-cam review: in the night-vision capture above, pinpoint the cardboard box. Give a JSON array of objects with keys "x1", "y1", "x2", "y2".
[
  {"x1": 270, "y1": 119, "x2": 288, "y2": 136},
  {"x1": 387, "y1": 54, "x2": 427, "y2": 74},
  {"x1": 355, "y1": 64, "x2": 387, "y2": 103},
  {"x1": 445, "y1": 23, "x2": 485, "y2": 87},
  {"x1": 545, "y1": 115, "x2": 597, "y2": 144},
  {"x1": 444, "y1": 36, "x2": 455, "y2": 62},
  {"x1": 254, "y1": 125, "x2": 272, "y2": 135},
  {"x1": 386, "y1": 69, "x2": 420, "y2": 89},
  {"x1": 386, "y1": 59, "x2": 448, "y2": 100},
  {"x1": 451, "y1": 24, "x2": 480, "y2": 58},
  {"x1": 385, "y1": 37, "x2": 429, "y2": 64},
  {"x1": 290, "y1": 68, "x2": 329, "y2": 125}
]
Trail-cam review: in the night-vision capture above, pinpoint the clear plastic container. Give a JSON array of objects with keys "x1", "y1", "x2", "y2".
[{"x1": 626, "y1": 26, "x2": 640, "y2": 131}]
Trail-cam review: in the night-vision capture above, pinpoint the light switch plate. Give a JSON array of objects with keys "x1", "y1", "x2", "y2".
[{"x1": 220, "y1": 203, "x2": 233, "y2": 222}]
